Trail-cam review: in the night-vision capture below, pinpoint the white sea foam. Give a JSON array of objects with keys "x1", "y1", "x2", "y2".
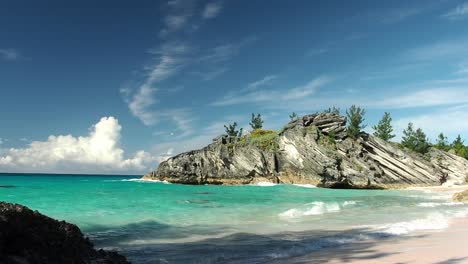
[
  {"x1": 343, "y1": 201, "x2": 357, "y2": 206},
  {"x1": 120, "y1": 178, "x2": 170, "y2": 184},
  {"x1": 375, "y1": 213, "x2": 449, "y2": 235},
  {"x1": 279, "y1": 201, "x2": 348, "y2": 219},
  {"x1": 292, "y1": 184, "x2": 317, "y2": 188},
  {"x1": 417, "y1": 202, "x2": 463, "y2": 208},
  {"x1": 252, "y1": 182, "x2": 277, "y2": 186}
]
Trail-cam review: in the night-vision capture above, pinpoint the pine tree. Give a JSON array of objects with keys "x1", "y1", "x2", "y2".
[
  {"x1": 435, "y1": 133, "x2": 449, "y2": 151},
  {"x1": 224, "y1": 122, "x2": 243, "y2": 137},
  {"x1": 401, "y1": 122, "x2": 416, "y2": 150},
  {"x1": 452, "y1": 135, "x2": 466, "y2": 157},
  {"x1": 372, "y1": 112, "x2": 395, "y2": 141},
  {"x1": 401, "y1": 123, "x2": 430, "y2": 154},
  {"x1": 324, "y1": 106, "x2": 340, "y2": 115},
  {"x1": 289, "y1": 112, "x2": 298, "y2": 121},
  {"x1": 414, "y1": 128, "x2": 430, "y2": 154},
  {"x1": 346, "y1": 105, "x2": 366, "y2": 139},
  {"x1": 249, "y1": 113, "x2": 264, "y2": 130}
]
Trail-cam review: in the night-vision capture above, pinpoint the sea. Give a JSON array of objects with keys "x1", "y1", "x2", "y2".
[{"x1": 1, "y1": 173, "x2": 467, "y2": 263}]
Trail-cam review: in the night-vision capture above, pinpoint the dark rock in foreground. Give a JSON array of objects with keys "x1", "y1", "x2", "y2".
[
  {"x1": 0, "y1": 202, "x2": 129, "y2": 264},
  {"x1": 144, "y1": 112, "x2": 468, "y2": 188}
]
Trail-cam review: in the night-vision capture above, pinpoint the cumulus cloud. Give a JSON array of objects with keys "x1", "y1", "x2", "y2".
[
  {"x1": 202, "y1": 2, "x2": 223, "y2": 19},
  {"x1": 0, "y1": 117, "x2": 156, "y2": 174}
]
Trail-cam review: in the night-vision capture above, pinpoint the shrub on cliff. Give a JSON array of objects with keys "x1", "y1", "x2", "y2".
[
  {"x1": 346, "y1": 105, "x2": 366, "y2": 139},
  {"x1": 240, "y1": 129, "x2": 278, "y2": 152},
  {"x1": 372, "y1": 112, "x2": 395, "y2": 142}
]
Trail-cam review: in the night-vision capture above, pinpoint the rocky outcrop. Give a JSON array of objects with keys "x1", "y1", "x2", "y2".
[
  {"x1": 0, "y1": 202, "x2": 129, "y2": 264},
  {"x1": 144, "y1": 112, "x2": 468, "y2": 188},
  {"x1": 453, "y1": 190, "x2": 468, "y2": 202}
]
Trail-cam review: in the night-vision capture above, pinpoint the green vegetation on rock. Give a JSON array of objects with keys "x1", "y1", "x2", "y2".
[{"x1": 240, "y1": 129, "x2": 279, "y2": 152}]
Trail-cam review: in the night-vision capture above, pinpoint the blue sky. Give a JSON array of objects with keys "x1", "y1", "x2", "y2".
[{"x1": 1, "y1": 0, "x2": 468, "y2": 174}]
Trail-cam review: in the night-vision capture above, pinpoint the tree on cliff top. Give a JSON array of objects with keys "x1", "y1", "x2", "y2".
[
  {"x1": 401, "y1": 123, "x2": 430, "y2": 154},
  {"x1": 249, "y1": 113, "x2": 264, "y2": 130},
  {"x1": 435, "y1": 133, "x2": 449, "y2": 151},
  {"x1": 224, "y1": 122, "x2": 243, "y2": 137},
  {"x1": 451, "y1": 135, "x2": 466, "y2": 158},
  {"x1": 324, "y1": 106, "x2": 340, "y2": 115},
  {"x1": 346, "y1": 105, "x2": 366, "y2": 139},
  {"x1": 289, "y1": 112, "x2": 298, "y2": 121},
  {"x1": 372, "y1": 112, "x2": 395, "y2": 142}
]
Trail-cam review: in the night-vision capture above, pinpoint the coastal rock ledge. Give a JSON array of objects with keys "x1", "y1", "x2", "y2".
[
  {"x1": 0, "y1": 202, "x2": 129, "y2": 264},
  {"x1": 144, "y1": 112, "x2": 468, "y2": 188}
]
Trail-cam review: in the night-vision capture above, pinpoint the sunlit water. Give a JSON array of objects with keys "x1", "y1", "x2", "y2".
[{"x1": 1, "y1": 174, "x2": 467, "y2": 263}]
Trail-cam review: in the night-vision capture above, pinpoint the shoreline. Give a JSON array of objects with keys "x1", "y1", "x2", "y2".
[
  {"x1": 283, "y1": 217, "x2": 468, "y2": 264},
  {"x1": 281, "y1": 185, "x2": 468, "y2": 264}
]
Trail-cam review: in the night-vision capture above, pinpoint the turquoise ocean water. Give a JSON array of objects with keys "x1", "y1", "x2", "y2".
[{"x1": 1, "y1": 174, "x2": 468, "y2": 263}]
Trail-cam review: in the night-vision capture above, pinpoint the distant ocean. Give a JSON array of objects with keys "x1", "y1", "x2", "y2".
[{"x1": 1, "y1": 173, "x2": 468, "y2": 263}]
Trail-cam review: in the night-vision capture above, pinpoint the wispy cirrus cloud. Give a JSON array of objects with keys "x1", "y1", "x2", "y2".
[
  {"x1": 212, "y1": 76, "x2": 331, "y2": 106},
  {"x1": 0, "y1": 49, "x2": 20, "y2": 61},
  {"x1": 202, "y1": 1, "x2": 223, "y2": 19},
  {"x1": 373, "y1": 87, "x2": 468, "y2": 109},
  {"x1": 442, "y1": 2, "x2": 468, "y2": 20},
  {"x1": 246, "y1": 75, "x2": 278, "y2": 90},
  {"x1": 380, "y1": 7, "x2": 423, "y2": 24},
  {"x1": 403, "y1": 39, "x2": 468, "y2": 61}
]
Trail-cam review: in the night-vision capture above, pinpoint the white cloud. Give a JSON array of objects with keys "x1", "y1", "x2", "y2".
[
  {"x1": 212, "y1": 76, "x2": 331, "y2": 106},
  {"x1": 404, "y1": 39, "x2": 468, "y2": 61},
  {"x1": 0, "y1": 49, "x2": 19, "y2": 61},
  {"x1": 202, "y1": 2, "x2": 223, "y2": 19},
  {"x1": 442, "y1": 2, "x2": 468, "y2": 20},
  {"x1": 128, "y1": 86, "x2": 158, "y2": 126},
  {"x1": 306, "y1": 48, "x2": 328, "y2": 57},
  {"x1": 246, "y1": 75, "x2": 278, "y2": 90},
  {"x1": 191, "y1": 67, "x2": 228, "y2": 81},
  {"x1": 123, "y1": 43, "x2": 190, "y2": 126},
  {"x1": 164, "y1": 14, "x2": 190, "y2": 32},
  {"x1": 374, "y1": 87, "x2": 468, "y2": 109},
  {"x1": 152, "y1": 115, "x2": 245, "y2": 162},
  {"x1": 381, "y1": 8, "x2": 422, "y2": 24},
  {"x1": 0, "y1": 117, "x2": 156, "y2": 174}
]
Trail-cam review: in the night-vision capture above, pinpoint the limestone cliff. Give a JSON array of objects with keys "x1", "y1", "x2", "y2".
[{"x1": 143, "y1": 113, "x2": 468, "y2": 188}]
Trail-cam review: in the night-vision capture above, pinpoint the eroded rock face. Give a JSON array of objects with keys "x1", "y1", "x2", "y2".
[
  {"x1": 144, "y1": 112, "x2": 468, "y2": 188},
  {"x1": 0, "y1": 202, "x2": 129, "y2": 264}
]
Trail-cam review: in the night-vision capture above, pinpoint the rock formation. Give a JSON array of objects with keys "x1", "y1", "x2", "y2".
[
  {"x1": 0, "y1": 202, "x2": 129, "y2": 264},
  {"x1": 453, "y1": 190, "x2": 468, "y2": 202},
  {"x1": 144, "y1": 112, "x2": 468, "y2": 188}
]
